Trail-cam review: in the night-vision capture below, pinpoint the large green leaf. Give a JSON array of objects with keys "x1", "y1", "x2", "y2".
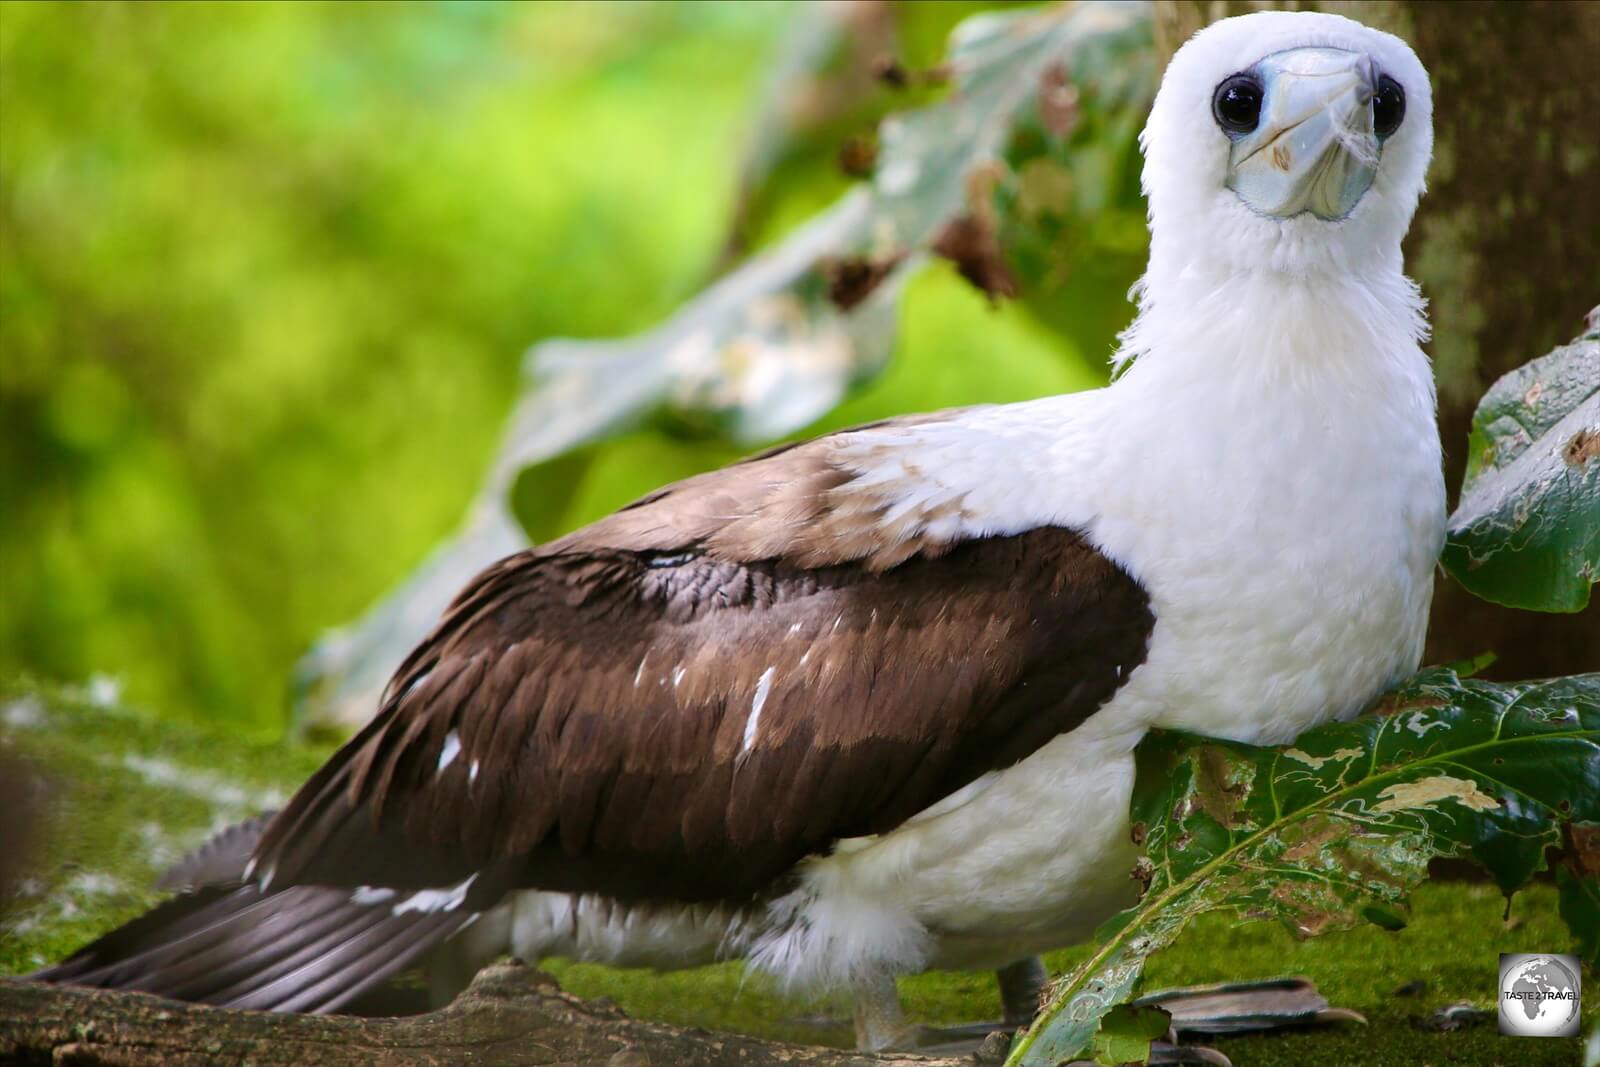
[
  {"x1": 293, "y1": 1, "x2": 1155, "y2": 736},
  {"x1": 1441, "y1": 315, "x2": 1600, "y2": 612},
  {"x1": 1008, "y1": 669, "x2": 1600, "y2": 1066}
]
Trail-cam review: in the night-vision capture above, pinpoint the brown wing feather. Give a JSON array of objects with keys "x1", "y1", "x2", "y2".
[{"x1": 255, "y1": 432, "x2": 1152, "y2": 904}]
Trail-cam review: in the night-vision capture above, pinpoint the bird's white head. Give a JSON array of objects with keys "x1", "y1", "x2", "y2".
[{"x1": 1140, "y1": 11, "x2": 1432, "y2": 280}]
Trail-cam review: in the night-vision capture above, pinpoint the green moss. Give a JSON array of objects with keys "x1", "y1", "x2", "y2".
[
  {"x1": 0, "y1": 681, "x2": 330, "y2": 972},
  {"x1": 545, "y1": 881, "x2": 1592, "y2": 1063}
]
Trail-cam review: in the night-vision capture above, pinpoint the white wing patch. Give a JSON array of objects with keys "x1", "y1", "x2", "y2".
[
  {"x1": 392, "y1": 872, "x2": 479, "y2": 915},
  {"x1": 742, "y1": 667, "x2": 777, "y2": 755},
  {"x1": 351, "y1": 885, "x2": 397, "y2": 905},
  {"x1": 436, "y1": 730, "x2": 462, "y2": 775}
]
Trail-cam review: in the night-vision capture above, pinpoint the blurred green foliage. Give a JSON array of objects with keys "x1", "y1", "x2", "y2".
[{"x1": 0, "y1": 1, "x2": 1124, "y2": 737}]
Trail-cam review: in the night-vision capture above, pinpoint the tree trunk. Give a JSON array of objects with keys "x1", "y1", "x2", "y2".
[
  {"x1": 0, "y1": 962, "x2": 974, "y2": 1067},
  {"x1": 1156, "y1": 0, "x2": 1600, "y2": 679}
]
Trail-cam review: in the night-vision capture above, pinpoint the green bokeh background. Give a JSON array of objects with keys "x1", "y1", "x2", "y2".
[{"x1": 0, "y1": 0, "x2": 1107, "y2": 738}]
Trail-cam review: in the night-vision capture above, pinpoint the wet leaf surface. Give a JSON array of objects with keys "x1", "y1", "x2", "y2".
[
  {"x1": 1441, "y1": 316, "x2": 1600, "y2": 612},
  {"x1": 1009, "y1": 669, "x2": 1600, "y2": 1066}
]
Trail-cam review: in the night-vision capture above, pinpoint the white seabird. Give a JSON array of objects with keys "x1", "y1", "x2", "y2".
[{"x1": 36, "y1": 10, "x2": 1442, "y2": 1052}]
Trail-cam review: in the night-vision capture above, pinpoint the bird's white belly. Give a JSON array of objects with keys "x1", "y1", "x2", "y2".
[{"x1": 878, "y1": 721, "x2": 1145, "y2": 972}]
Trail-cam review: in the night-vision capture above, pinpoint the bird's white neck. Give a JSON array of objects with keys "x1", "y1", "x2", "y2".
[
  {"x1": 1114, "y1": 242, "x2": 1430, "y2": 395},
  {"x1": 1098, "y1": 254, "x2": 1440, "y2": 549}
]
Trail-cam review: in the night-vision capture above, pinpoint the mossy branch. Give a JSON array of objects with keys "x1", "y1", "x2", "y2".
[{"x1": 0, "y1": 961, "x2": 966, "y2": 1067}]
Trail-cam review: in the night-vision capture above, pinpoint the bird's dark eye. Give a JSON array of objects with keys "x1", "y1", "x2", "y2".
[
  {"x1": 1373, "y1": 74, "x2": 1405, "y2": 139},
  {"x1": 1212, "y1": 74, "x2": 1263, "y2": 135}
]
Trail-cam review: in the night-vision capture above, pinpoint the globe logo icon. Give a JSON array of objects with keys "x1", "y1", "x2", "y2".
[{"x1": 1498, "y1": 952, "x2": 1581, "y2": 1038}]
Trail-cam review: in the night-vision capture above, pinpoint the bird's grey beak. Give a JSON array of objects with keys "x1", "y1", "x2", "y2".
[{"x1": 1227, "y1": 47, "x2": 1380, "y2": 221}]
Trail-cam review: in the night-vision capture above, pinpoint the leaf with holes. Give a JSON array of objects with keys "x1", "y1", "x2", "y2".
[
  {"x1": 1089, "y1": 1003, "x2": 1171, "y2": 1066},
  {"x1": 1006, "y1": 669, "x2": 1600, "y2": 1066},
  {"x1": 1441, "y1": 317, "x2": 1600, "y2": 612}
]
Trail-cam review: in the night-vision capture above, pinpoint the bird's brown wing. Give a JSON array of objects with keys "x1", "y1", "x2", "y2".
[{"x1": 254, "y1": 432, "x2": 1153, "y2": 905}]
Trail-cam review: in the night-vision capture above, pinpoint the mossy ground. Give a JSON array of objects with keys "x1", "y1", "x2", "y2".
[
  {"x1": 2, "y1": 684, "x2": 1591, "y2": 1065},
  {"x1": 0, "y1": 681, "x2": 330, "y2": 972}
]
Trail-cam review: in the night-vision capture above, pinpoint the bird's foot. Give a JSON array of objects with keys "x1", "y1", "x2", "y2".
[
  {"x1": 850, "y1": 966, "x2": 1033, "y2": 1053},
  {"x1": 852, "y1": 974, "x2": 919, "y2": 1052},
  {"x1": 901, "y1": 957, "x2": 1050, "y2": 1054}
]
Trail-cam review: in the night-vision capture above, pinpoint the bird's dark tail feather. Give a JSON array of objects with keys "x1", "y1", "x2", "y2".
[{"x1": 30, "y1": 816, "x2": 474, "y2": 1014}]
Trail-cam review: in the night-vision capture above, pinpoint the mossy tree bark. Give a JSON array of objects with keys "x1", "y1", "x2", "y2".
[
  {"x1": 0, "y1": 961, "x2": 972, "y2": 1067},
  {"x1": 1156, "y1": 0, "x2": 1600, "y2": 678}
]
